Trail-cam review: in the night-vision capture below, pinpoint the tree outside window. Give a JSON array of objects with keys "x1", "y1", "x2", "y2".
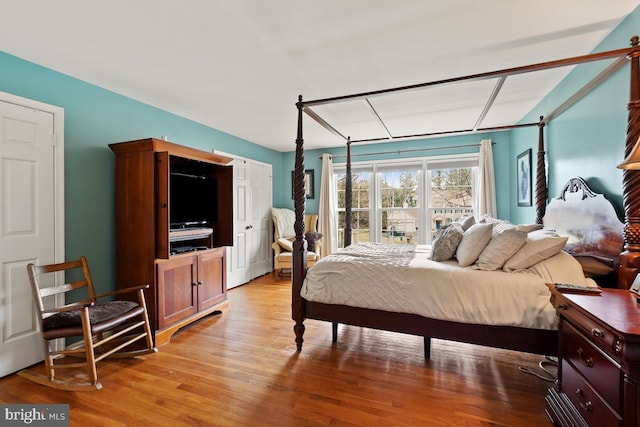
[
  {"x1": 429, "y1": 168, "x2": 473, "y2": 238},
  {"x1": 380, "y1": 171, "x2": 418, "y2": 244},
  {"x1": 337, "y1": 172, "x2": 371, "y2": 247}
]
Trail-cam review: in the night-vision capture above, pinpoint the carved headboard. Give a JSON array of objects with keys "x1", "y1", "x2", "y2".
[{"x1": 543, "y1": 177, "x2": 623, "y2": 286}]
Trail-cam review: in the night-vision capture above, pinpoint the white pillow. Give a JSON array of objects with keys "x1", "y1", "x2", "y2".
[
  {"x1": 527, "y1": 250, "x2": 594, "y2": 286},
  {"x1": 516, "y1": 223, "x2": 544, "y2": 233},
  {"x1": 459, "y1": 216, "x2": 476, "y2": 231},
  {"x1": 491, "y1": 220, "x2": 516, "y2": 236},
  {"x1": 477, "y1": 215, "x2": 515, "y2": 236},
  {"x1": 474, "y1": 229, "x2": 527, "y2": 271},
  {"x1": 456, "y1": 223, "x2": 493, "y2": 267},
  {"x1": 277, "y1": 237, "x2": 293, "y2": 252},
  {"x1": 503, "y1": 229, "x2": 568, "y2": 272},
  {"x1": 477, "y1": 214, "x2": 497, "y2": 224}
]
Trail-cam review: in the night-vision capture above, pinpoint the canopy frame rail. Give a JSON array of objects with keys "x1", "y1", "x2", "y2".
[
  {"x1": 300, "y1": 44, "x2": 640, "y2": 144},
  {"x1": 320, "y1": 141, "x2": 495, "y2": 161}
]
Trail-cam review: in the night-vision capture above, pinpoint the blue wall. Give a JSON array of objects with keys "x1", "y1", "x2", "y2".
[
  {"x1": 0, "y1": 51, "x2": 284, "y2": 294},
  {"x1": 510, "y1": 9, "x2": 640, "y2": 225}
]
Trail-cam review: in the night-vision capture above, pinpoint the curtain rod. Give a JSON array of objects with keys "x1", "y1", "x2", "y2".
[{"x1": 318, "y1": 142, "x2": 491, "y2": 160}]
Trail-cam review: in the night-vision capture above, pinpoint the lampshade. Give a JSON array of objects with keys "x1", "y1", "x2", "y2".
[{"x1": 618, "y1": 135, "x2": 640, "y2": 169}]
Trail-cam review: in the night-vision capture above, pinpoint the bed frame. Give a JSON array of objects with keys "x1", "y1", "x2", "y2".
[{"x1": 290, "y1": 36, "x2": 640, "y2": 357}]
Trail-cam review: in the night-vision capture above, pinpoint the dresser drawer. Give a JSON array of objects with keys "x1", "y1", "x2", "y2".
[
  {"x1": 555, "y1": 294, "x2": 619, "y2": 357},
  {"x1": 562, "y1": 359, "x2": 621, "y2": 427},
  {"x1": 562, "y1": 321, "x2": 622, "y2": 412}
]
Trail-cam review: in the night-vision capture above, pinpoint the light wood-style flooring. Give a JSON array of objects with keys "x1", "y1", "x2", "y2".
[{"x1": 0, "y1": 274, "x2": 555, "y2": 426}]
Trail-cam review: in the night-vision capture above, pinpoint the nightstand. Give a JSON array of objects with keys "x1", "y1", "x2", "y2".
[{"x1": 545, "y1": 285, "x2": 640, "y2": 427}]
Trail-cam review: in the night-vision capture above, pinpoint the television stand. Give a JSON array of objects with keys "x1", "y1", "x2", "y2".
[{"x1": 169, "y1": 227, "x2": 213, "y2": 242}]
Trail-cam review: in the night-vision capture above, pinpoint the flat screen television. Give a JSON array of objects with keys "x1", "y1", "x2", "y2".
[{"x1": 169, "y1": 157, "x2": 218, "y2": 230}]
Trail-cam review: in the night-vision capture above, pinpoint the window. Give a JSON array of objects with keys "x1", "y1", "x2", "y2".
[
  {"x1": 337, "y1": 170, "x2": 371, "y2": 247},
  {"x1": 333, "y1": 154, "x2": 477, "y2": 247},
  {"x1": 380, "y1": 170, "x2": 419, "y2": 244},
  {"x1": 428, "y1": 167, "x2": 474, "y2": 239}
]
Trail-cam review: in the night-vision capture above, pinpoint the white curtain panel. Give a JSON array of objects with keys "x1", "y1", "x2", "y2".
[
  {"x1": 477, "y1": 139, "x2": 497, "y2": 217},
  {"x1": 318, "y1": 153, "x2": 338, "y2": 256}
]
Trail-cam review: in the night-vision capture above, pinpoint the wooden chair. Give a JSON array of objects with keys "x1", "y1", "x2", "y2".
[
  {"x1": 19, "y1": 256, "x2": 157, "y2": 391},
  {"x1": 272, "y1": 209, "x2": 320, "y2": 281}
]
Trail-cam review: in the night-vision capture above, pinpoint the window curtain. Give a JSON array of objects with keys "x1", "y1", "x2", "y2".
[
  {"x1": 318, "y1": 154, "x2": 337, "y2": 256},
  {"x1": 477, "y1": 139, "x2": 497, "y2": 217}
]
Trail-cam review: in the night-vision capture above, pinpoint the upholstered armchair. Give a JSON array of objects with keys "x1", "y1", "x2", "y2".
[{"x1": 272, "y1": 208, "x2": 321, "y2": 281}]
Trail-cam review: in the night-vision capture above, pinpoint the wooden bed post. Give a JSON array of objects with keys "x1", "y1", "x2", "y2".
[
  {"x1": 292, "y1": 95, "x2": 308, "y2": 350},
  {"x1": 620, "y1": 36, "x2": 640, "y2": 289},
  {"x1": 344, "y1": 139, "x2": 353, "y2": 247},
  {"x1": 535, "y1": 116, "x2": 547, "y2": 224}
]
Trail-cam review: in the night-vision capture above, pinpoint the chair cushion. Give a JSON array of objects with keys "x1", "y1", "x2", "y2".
[
  {"x1": 277, "y1": 237, "x2": 294, "y2": 251},
  {"x1": 276, "y1": 251, "x2": 318, "y2": 261},
  {"x1": 43, "y1": 300, "x2": 141, "y2": 338}
]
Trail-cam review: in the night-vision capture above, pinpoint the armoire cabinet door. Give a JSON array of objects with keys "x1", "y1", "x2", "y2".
[
  {"x1": 157, "y1": 256, "x2": 198, "y2": 329},
  {"x1": 197, "y1": 248, "x2": 226, "y2": 310},
  {"x1": 155, "y1": 151, "x2": 170, "y2": 259}
]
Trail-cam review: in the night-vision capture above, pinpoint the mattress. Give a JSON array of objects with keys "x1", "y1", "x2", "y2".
[{"x1": 301, "y1": 242, "x2": 597, "y2": 330}]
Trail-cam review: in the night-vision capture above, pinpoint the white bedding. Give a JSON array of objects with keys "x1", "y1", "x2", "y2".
[{"x1": 301, "y1": 243, "x2": 597, "y2": 330}]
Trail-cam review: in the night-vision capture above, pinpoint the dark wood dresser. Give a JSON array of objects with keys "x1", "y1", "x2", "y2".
[{"x1": 545, "y1": 285, "x2": 640, "y2": 426}]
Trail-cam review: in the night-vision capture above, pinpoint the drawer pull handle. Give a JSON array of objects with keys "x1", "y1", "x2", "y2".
[
  {"x1": 557, "y1": 304, "x2": 568, "y2": 310},
  {"x1": 577, "y1": 348, "x2": 594, "y2": 368},
  {"x1": 591, "y1": 328, "x2": 604, "y2": 338},
  {"x1": 575, "y1": 388, "x2": 593, "y2": 412}
]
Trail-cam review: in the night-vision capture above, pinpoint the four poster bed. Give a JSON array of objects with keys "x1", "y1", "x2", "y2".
[{"x1": 290, "y1": 36, "x2": 640, "y2": 357}]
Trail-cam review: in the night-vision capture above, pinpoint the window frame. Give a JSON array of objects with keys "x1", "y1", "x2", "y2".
[{"x1": 333, "y1": 152, "x2": 478, "y2": 246}]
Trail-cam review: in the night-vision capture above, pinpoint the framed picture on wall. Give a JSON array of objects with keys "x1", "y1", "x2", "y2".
[
  {"x1": 517, "y1": 149, "x2": 532, "y2": 207},
  {"x1": 291, "y1": 169, "x2": 314, "y2": 199}
]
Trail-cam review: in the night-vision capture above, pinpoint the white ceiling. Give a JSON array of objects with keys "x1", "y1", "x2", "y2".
[{"x1": 1, "y1": 1, "x2": 638, "y2": 152}]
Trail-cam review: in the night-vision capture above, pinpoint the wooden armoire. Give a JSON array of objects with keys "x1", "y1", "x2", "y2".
[{"x1": 109, "y1": 138, "x2": 233, "y2": 345}]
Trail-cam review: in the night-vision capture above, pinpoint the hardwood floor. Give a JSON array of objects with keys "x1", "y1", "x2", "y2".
[{"x1": 0, "y1": 274, "x2": 554, "y2": 426}]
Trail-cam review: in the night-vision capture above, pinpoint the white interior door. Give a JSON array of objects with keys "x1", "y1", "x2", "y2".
[
  {"x1": 227, "y1": 159, "x2": 251, "y2": 288},
  {"x1": 249, "y1": 162, "x2": 272, "y2": 278},
  {"x1": 0, "y1": 92, "x2": 64, "y2": 377},
  {"x1": 220, "y1": 153, "x2": 273, "y2": 289}
]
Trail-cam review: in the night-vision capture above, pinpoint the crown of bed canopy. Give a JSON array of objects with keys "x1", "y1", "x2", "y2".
[{"x1": 299, "y1": 42, "x2": 638, "y2": 145}]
